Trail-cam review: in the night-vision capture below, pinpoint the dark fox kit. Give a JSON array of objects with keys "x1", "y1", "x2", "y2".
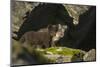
[{"x1": 19, "y1": 24, "x2": 67, "y2": 48}]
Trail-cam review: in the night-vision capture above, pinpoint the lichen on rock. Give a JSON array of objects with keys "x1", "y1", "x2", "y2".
[{"x1": 34, "y1": 47, "x2": 86, "y2": 63}]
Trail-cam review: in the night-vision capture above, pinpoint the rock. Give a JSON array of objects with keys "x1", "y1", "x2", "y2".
[
  {"x1": 63, "y1": 4, "x2": 90, "y2": 25},
  {"x1": 36, "y1": 47, "x2": 85, "y2": 63},
  {"x1": 11, "y1": 1, "x2": 40, "y2": 32},
  {"x1": 55, "y1": 55, "x2": 72, "y2": 63},
  {"x1": 71, "y1": 52, "x2": 84, "y2": 62},
  {"x1": 12, "y1": 39, "x2": 86, "y2": 65},
  {"x1": 83, "y1": 49, "x2": 96, "y2": 61}
]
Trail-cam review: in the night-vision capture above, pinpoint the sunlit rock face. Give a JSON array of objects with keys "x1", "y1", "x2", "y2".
[
  {"x1": 63, "y1": 4, "x2": 90, "y2": 25},
  {"x1": 83, "y1": 49, "x2": 96, "y2": 61}
]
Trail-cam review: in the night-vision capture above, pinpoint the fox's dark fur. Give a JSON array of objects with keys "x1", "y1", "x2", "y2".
[
  {"x1": 20, "y1": 31, "x2": 52, "y2": 48},
  {"x1": 19, "y1": 25, "x2": 59, "y2": 48}
]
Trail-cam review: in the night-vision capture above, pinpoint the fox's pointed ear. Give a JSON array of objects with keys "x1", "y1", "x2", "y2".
[{"x1": 58, "y1": 24, "x2": 62, "y2": 29}]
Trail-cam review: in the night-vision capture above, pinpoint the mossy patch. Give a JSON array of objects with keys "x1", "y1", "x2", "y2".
[
  {"x1": 34, "y1": 47, "x2": 85, "y2": 63},
  {"x1": 38, "y1": 47, "x2": 84, "y2": 56},
  {"x1": 12, "y1": 39, "x2": 86, "y2": 64}
]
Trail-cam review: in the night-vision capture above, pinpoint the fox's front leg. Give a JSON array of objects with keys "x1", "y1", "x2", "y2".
[
  {"x1": 51, "y1": 39, "x2": 56, "y2": 47},
  {"x1": 51, "y1": 36, "x2": 59, "y2": 47}
]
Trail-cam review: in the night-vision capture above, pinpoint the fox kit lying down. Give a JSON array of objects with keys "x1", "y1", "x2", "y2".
[{"x1": 20, "y1": 24, "x2": 67, "y2": 48}]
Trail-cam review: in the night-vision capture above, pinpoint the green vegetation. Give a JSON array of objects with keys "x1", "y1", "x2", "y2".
[
  {"x1": 44, "y1": 47, "x2": 81, "y2": 56},
  {"x1": 12, "y1": 39, "x2": 86, "y2": 64}
]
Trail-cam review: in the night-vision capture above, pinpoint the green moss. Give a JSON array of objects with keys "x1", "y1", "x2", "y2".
[
  {"x1": 32, "y1": 47, "x2": 85, "y2": 63},
  {"x1": 43, "y1": 47, "x2": 82, "y2": 56},
  {"x1": 12, "y1": 39, "x2": 85, "y2": 64}
]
